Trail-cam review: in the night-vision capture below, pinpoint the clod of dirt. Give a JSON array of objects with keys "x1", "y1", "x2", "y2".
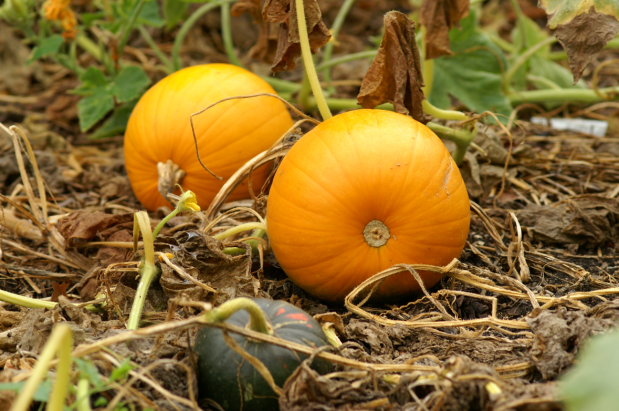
[
  {"x1": 156, "y1": 231, "x2": 268, "y2": 304},
  {"x1": 516, "y1": 195, "x2": 619, "y2": 248},
  {"x1": 357, "y1": 11, "x2": 427, "y2": 123},
  {"x1": 526, "y1": 307, "x2": 616, "y2": 380}
]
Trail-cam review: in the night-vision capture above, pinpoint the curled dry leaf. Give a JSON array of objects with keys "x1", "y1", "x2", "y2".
[
  {"x1": 56, "y1": 210, "x2": 134, "y2": 248},
  {"x1": 538, "y1": 1, "x2": 619, "y2": 83},
  {"x1": 263, "y1": 0, "x2": 331, "y2": 72},
  {"x1": 419, "y1": 0, "x2": 470, "y2": 59},
  {"x1": 231, "y1": 0, "x2": 279, "y2": 64},
  {"x1": 357, "y1": 11, "x2": 427, "y2": 122}
]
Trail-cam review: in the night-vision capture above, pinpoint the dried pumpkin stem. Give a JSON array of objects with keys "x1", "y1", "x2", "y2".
[
  {"x1": 205, "y1": 297, "x2": 272, "y2": 335},
  {"x1": 295, "y1": 0, "x2": 332, "y2": 120}
]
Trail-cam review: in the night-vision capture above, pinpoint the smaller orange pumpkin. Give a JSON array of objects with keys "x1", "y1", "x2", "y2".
[
  {"x1": 124, "y1": 64, "x2": 294, "y2": 211},
  {"x1": 266, "y1": 110, "x2": 470, "y2": 303}
]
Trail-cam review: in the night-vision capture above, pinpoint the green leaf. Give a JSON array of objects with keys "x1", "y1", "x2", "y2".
[
  {"x1": 27, "y1": 35, "x2": 64, "y2": 65},
  {"x1": 164, "y1": 0, "x2": 188, "y2": 29},
  {"x1": 74, "y1": 358, "x2": 104, "y2": 388},
  {"x1": 112, "y1": 66, "x2": 150, "y2": 103},
  {"x1": 109, "y1": 358, "x2": 134, "y2": 382},
  {"x1": 429, "y1": 11, "x2": 512, "y2": 120},
  {"x1": 72, "y1": 66, "x2": 110, "y2": 96},
  {"x1": 78, "y1": 89, "x2": 115, "y2": 132},
  {"x1": 81, "y1": 12, "x2": 106, "y2": 28},
  {"x1": 561, "y1": 328, "x2": 619, "y2": 411},
  {"x1": 529, "y1": 55, "x2": 587, "y2": 90},
  {"x1": 139, "y1": 0, "x2": 165, "y2": 27},
  {"x1": 0, "y1": 380, "x2": 52, "y2": 402},
  {"x1": 91, "y1": 102, "x2": 137, "y2": 138}
]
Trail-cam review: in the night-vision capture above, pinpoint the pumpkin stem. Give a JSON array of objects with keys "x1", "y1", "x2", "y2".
[
  {"x1": 295, "y1": 0, "x2": 332, "y2": 120},
  {"x1": 212, "y1": 222, "x2": 268, "y2": 242},
  {"x1": 363, "y1": 220, "x2": 390, "y2": 248},
  {"x1": 205, "y1": 297, "x2": 272, "y2": 335},
  {"x1": 157, "y1": 160, "x2": 186, "y2": 204}
]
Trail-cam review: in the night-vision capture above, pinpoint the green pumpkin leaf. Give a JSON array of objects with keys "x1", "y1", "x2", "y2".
[
  {"x1": 561, "y1": 328, "x2": 619, "y2": 411},
  {"x1": 164, "y1": 0, "x2": 188, "y2": 29},
  {"x1": 538, "y1": 0, "x2": 619, "y2": 82},
  {"x1": 72, "y1": 67, "x2": 110, "y2": 96},
  {"x1": 112, "y1": 66, "x2": 150, "y2": 103},
  {"x1": 27, "y1": 35, "x2": 64, "y2": 65},
  {"x1": 429, "y1": 11, "x2": 512, "y2": 120},
  {"x1": 91, "y1": 102, "x2": 137, "y2": 139},
  {"x1": 74, "y1": 358, "x2": 104, "y2": 388},
  {"x1": 0, "y1": 380, "x2": 52, "y2": 402},
  {"x1": 78, "y1": 89, "x2": 115, "y2": 131},
  {"x1": 109, "y1": 358, "x2": 134, "y2": 382},
  {"x1": 138, "y1": 0, "x2": 165, "y2": 27}
]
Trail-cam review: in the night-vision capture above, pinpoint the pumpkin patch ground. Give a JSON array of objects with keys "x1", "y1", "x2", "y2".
[{"x1": 1, "y1": 0, "x2": 619, "y2": 410}]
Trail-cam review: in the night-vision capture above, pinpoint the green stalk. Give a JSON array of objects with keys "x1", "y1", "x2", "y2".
[
  {"x1": 315, "y1": 50, "x2": 378, "y2": 71},
  {"x1": 11, "y1": 324, "x2": 73, "y2": 411},
  {"x1": 204, "y1": 297, "x2": 271, "y2": 334},
  {"x1": 426, "y1": 122, "x2": 477, "y2": 165},
  {"x1": 117, "y1": 0, "x2": 147, "y2": 58},
  {"x1": 260, "y1": 76, "x2": 300, "y2": 93},
  {"x1": 221, "y1": 1, "x2": 243, "y2": 67},
  {"x1": 320, "y1": 0, "x2": 356, "y2": 93},
  {"x1": 76, "y1": 378, "x2": 93, "y2": 411},
  {"x1": 138, "y1": 25, "x2": 174, "y2": 73},
  {"x1": 213, "y1": 222, "x2": 268, "y2": 241},
  {"x1": 508, "y1": 86, "x2": 619, "y2": 105},
  {"x1": 422, "y1": 100, "x2": 468, "y2": 121},
  {"x1": 0, "y1": 289, "x2": 57, "y2": 309},
  {"x1": 152, "y1": 208, "x2": 180, "y2": 238},
  {"x1": 295, "y1": 0, "x2": 332, "y2": 120},
  {"x1": 526, "y1": 74, "x2": 561, "y2": 90},
  {"x1": 76, "y1": 33, "x2": 102, "y2": 62},
  {"x1": 172, "y1": 1, "x2": 229, "y2": 70},
  {"x1": 127, "y1": 211, "x2": 160, "y2": 330}
]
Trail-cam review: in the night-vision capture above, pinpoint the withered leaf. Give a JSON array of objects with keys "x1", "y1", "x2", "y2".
[
  {"x1": 357, "y1": 11, "x2": 427, "y2": 123},
  {"x1": 538, "y1": 1, "x2": 619, "y2": 83},
  {"x1": 419, "y1": 0, "x2": 470, "y2": 59},
  {"x1": 263, "y1": 0, "x2": 331, "y2": 72},
  {"x1": 231, "y1": 0, "x2": 279, "y2": 64},
  {"x1": 57, "y1": 210, "x2": 134, "y2": 248}
]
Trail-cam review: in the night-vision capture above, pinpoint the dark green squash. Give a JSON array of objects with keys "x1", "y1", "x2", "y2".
[{"x1": 195, "y1": 298, "x2": 332, "y2": 411}]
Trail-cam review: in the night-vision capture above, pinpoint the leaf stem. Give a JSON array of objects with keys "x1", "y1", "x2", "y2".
[
  {"x1": 295, "y1": 0, "x2": 332, "y2": 120},
  {"x1": 320, "y1": 0, "x2": 356, "y2": 93},
  {"x1": 213, "y1": 222, "x2": 268, "y2": 241},
  {"x1": 76, "y1": 378, "x2": 93, "y2": 411},
  {"x1": 508, "y1": 86, "x2": 619, "y2": 105},
  {"x1": 315, "y1": 50, "x2": 378, "y2": 71},
  {"x1": 76, "y1": 33, "x2": 102, "y2": 62},
  {"x1": 117, "y1": 0, "x2": 147, "y2": 58},
  {"x1": 152, "y1": 207, "x2": 180, "y2": 238},
  {"x1": 0, "y1": 289, "x2": 57, "y2": 309},
  {"x1": 422, "y1": 100, "x2": 468, "y2": 121},
  {"x1": 503, "y1": 36, "x2": 556, "y2": 93},
  {"x1": 298, "y1": 71, "x2": 312, "y2": 110},
  {"x1": 204, "y1": 297, "x2": 272, "y2": 334},
  {"x1": 172, "y1": 1, "x2": 229, "y2": 70},
  {"x1": 138, "y1": 25, "x2": 174, "y2": 73},
  {"x1": 426, "y1": 122, "x2": 477, "y2": 165},
  {"x1": 221, "y1": 1, "x2": 243, "y2": 67}
]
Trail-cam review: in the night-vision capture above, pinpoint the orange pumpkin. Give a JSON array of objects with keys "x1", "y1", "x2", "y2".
[
  {"x1": 266, "y1": 110, "x2": 470, "y2": 303},
  {"x1": 124, "y1": 64, "x2": 294, "y2": 211}
]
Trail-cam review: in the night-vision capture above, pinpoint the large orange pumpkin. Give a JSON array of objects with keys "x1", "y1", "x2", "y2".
[
  {"x1": 266, "y1": 110, "x2": 470, "y2": 303},
  {"x1": 124, "y1": 64, "x2": 294, "y2": 211}
]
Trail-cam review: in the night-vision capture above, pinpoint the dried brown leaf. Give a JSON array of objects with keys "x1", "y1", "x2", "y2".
[
  {"x1": 357, "y1": 11, "x2": 427, "y2": 122},
  {"x1": 56, "y1": 210, "x2": 134, "y2": 248},
  {"x1": 538, "y1": 1, "x2": 619, "y2": 83},
  {"x1": 232, "y1": 0, "x2": 279, "y2": 64},
  {"x1": 263, "y1": 0, "x2": 331, "y2": 72},
  {"x1": 419, "y1": 0, "x2": 470, "y2": 59}
]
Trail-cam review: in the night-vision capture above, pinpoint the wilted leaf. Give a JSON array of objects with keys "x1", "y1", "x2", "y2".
[
  {"x1": 538, "y1": 0, "x2": 619, "y2": 82},
  {"x1": 429, "y1": 11, "x2": 512, "y2": 119},
  {"x1": 419, "y1": 0, "x2": 469, "y2": 59},
  {"x1": 232, "y1": 0, "x2": 279, "y2": 64},
  {"x1": 263, "y1": 0, "x2": 331, "y2": 72},
  {"x1": 156, "y1": 231, "x2": 268, "y2": 304},
  {"x1": 357, "y1": 11, "x2": 426, "y2": 122}
]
